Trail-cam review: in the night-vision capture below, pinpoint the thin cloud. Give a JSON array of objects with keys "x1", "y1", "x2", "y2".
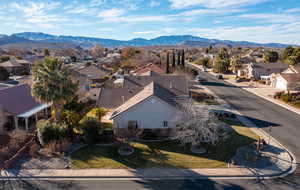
[
  {"x1": 238, "y1": 13, "x2": 299, "y2": 23},
  {"x1": 98, "y1": 8, "x2": 126, "y2": 18},
  {"x1": 169, "y1": 0, "x2": 269, "y2": 9}
]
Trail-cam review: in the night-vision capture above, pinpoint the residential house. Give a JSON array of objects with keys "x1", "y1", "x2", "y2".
[
  {"x1": 0, "y1": 59, "x2": 32, "y2": 75},
  {"x1": 76, "y1": 64, "x2": 110, "y2": 84},
  {"x1": 0, "y1": 84, "x2": 51, "y2": 132},
  {"x1": 110, "y1": 82, "x2": 179, "y2": 136},
  {"x1": 271, "y1": 66, "x2": 300, "y2": 91},
  {"x1": 237, "y1": 62, "x2": 288, "y2": 80},
  {"x1": 98, "y1": 73, "x2": 189, "y2": 136},
  {"x1": 132, "y1": 63, "x2": 165, "y2": 76}
]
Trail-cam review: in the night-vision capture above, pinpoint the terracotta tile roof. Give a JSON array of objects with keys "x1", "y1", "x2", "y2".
[
  {"x1": 0, "y1": 84, "x2": 42, "y2": 115},
  {"x1": 111, "y1": 82, "x2": 177, "y2": 118},
  {"x1": 134, "y1": 63, "x2": 165, "y2": 75}
]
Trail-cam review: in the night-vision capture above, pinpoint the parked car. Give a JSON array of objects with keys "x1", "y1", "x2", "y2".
[
  {"x1": 195, "y1": 76, "x2": 207, "y2": 82},
  {"x1": 201, "y1": 68, "x2": 207, "y2": 72},
  {"x1": 216, "y1": 75, "x2": 223, "y2": 80},
  {"x1": 6, "y1": 80, "x2": 19, "y2": 85}
]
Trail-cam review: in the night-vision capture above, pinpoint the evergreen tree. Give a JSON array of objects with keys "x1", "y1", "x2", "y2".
[
  {"x1": 213, "y1": 48, "x2": 230, "y2": 73},
  {"x1": 172, "y1": 51, "x2": 176, "y2": 68},
  {"x1": 166, "y1": 52, "x2": 170, "y2": 74},
  {"x1": 181, "y1": 49, "x2": 185, "y2": 68},
  {"x1": 283, "y1": 46, "x2": 294, "y2": 60},
  {"x1": 0, "y1": 66, "x2": 9, "y2": 81},
  {"x1": 263, "y1": 50, "x2": 279, "y2": 63},
  {"x1": 177, "y1": 50, "x2": 181, "y2": 66}
]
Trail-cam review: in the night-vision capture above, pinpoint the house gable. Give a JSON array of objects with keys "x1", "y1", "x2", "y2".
[{"x1": 113, "y1": 96, "x2": 178, "y2": 129}]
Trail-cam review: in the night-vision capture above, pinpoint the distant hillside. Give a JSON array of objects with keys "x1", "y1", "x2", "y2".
[
  {"x1": 0, "y1": 32, "x2": 295, "y2": 49},
  {"x1": 0, "y1": 35, "x2": 82, "y2": 50}
]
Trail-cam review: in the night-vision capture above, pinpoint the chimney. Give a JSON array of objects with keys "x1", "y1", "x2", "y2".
[
  {"x1": 169, "y1": 80, "x2": 173, "y2": 89},
  {"x1": 122, "y1": 96, "x2": 125, "y2": 104}
]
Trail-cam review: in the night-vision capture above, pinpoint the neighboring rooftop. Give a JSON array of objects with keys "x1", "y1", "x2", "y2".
[
  {"x1": 280, "y1": 73, "x2": 300, "y2": 83},
  {"x1": 252, "y1": 62, "x2": 289, "y2": 70},
  {"x1": 133, "y1": 63, "x2": 165, "y2": 75},
  {"x1": 0, "y1": 84, "x2": 42, "y2": 115},
  {"x1": 0, "y1": 59, "x2": 32, "y2": 68},
  {"x1": 76, "y1": 65, "x2": 110, "y2": 79}
]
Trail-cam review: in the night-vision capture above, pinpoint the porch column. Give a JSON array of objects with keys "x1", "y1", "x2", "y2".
[
  {"x1": 14, "y1": 116, "x2": 19, "y2": 129},
  {"x1": 35, "y1": 114, "x2": 38, "y2": 122},
  {"x1": 25, "y1": 117, "x2": 29, "y2": 131},
  {"x1": 45, "y1": 108, "x2": 48, "y2": 118}
]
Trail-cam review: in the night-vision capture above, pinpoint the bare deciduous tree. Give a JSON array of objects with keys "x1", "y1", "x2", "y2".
[{"x1": 175, "y1": 100, "x2": 225, "y2": 146}]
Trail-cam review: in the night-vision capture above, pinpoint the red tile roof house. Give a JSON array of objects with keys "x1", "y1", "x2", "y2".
[
  {"x1": 0, "y1": 84, "x2": 51, "y2": 133},
  {"x1": 132, "y1": 63, "x2": 165, "y2": 76},
  {"x1": 97, "y1": 74, "x2": 189, "y2": 137}
]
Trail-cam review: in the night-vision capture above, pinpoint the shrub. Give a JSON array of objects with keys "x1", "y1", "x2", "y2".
[
  {"x1": 280, "y1": 93, "x2": 292, "y2": 102},
  {"x1": 8, "y1": 130, "x2": 29, "y2": 147},
  {"x1": 37, "y1": 120, "x2": 69, "y2": 146},
  {"x1": 29, "y1": 143, "x2": 40, "y2": 158},
  {"x1": 80, "y1": 117, "x2": 103, "y2": 144},
  {"x1": 43, "y1": 139, "x2": 71, "y2": 155},
  {"x1": 273, "y1": 91, "x2": 284, "y2": 99}
]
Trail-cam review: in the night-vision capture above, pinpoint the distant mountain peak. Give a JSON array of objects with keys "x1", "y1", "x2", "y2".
[{"x1": 1, "y1": 32, "x2": 296, "y2": 49}]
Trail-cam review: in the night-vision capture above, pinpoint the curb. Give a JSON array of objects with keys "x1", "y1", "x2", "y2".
[{"x1": 190, "y1": 65, "x2": 298, "y2": 179}]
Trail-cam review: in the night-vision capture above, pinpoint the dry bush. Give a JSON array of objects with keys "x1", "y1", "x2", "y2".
[
  {"x1": 42, "y1": 139, "x2": 71, "y2": 157},
  {"x1": 0, "y1": 134, "x2": 9, "y2": 147},
  {"x1": 8, "y1": 130, "x2": 29, "y2": 147},
  {"x1": 59, "y1": 139, "x2": 71, "y2": 152},
  {"x1": 29, "y1": 143, "x2": 41, "y2": 158},
  {"x1": 0, "y1": 146, "x2": 10, "y2": 163}
]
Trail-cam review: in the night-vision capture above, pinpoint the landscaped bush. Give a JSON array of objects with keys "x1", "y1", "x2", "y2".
[
  {"x1": 37, "y1": 120, "x2": 69, "y2": 146},
  {"x1": 0, "y1": 130, "x2": 31, "y2": 166},
  {"x1": 43, "y1": 139, "x2": 71, "y2": 155},
  {"x1": 257, "y1": 80, "x2": 266, "y2": 85},
  {"x1": 80, "y1": 117, "x2": 103, "y2": 144},
  {"x1": 141, "y1": 129, "x2": 159, "y2": 140}
]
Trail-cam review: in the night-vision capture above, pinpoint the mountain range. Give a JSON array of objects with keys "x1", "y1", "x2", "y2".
[{"x1": 0, "y1": 32, "x2": 296, "y2": 50}]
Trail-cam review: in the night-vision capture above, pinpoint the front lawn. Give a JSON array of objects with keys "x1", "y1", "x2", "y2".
[{"x1": 71, "y1": 120, "x2": 258, "y2": 169}]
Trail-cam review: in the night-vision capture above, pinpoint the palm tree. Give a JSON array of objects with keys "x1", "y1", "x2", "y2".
[{"x1": 32, "y1": 58, "x2": 78, "y2": 121}]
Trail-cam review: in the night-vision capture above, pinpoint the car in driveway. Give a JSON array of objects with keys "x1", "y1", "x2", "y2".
[
  {"x1": 216, "y1": 75, "x2": 223, "y2": 80},
  {"x1": 195, "y1": 75, "x2": 207, "y2": 82}
]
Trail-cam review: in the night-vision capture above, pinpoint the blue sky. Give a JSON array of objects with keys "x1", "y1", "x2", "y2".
[{"x1": 0, "y1": 0, "x2": 300, "y2": 44}]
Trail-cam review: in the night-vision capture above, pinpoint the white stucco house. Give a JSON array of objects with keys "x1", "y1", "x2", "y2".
[
  {"x1": 110, "y1": 82, "x2": 180, "y2": 136},
  {"x1": 237, "y1": 62, "x2": 288, "y2": 80},
  {"x1": 271, "y1": 66, "x2": 300, "y2": 91}
]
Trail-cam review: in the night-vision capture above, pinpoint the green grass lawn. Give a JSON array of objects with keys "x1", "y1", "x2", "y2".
[{"x1": 71, "y1": 120, "x2": 258, "y2": 169}]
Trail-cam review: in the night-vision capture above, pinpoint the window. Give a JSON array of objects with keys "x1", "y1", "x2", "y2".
[{"x1": 163, "y1": 121, "x2": 168, "y2": 127}]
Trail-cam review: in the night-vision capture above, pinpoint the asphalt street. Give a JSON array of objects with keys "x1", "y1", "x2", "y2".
[{"x1": 2, "y1": 70, "x2": 300, "y2": 190}]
